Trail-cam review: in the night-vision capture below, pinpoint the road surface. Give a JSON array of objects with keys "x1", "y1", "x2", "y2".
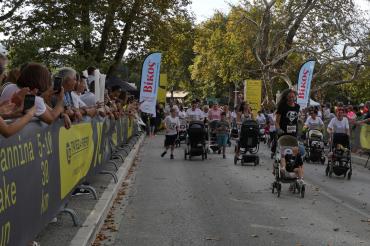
[{"x1": 101, "y1": 135, "x2": 370, "y2": 246}]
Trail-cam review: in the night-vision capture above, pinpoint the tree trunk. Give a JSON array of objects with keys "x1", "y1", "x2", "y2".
[
  {"x1": 95, "y1": 1, "x2": 119, "y2": 63},
  {"x1": 80, "y1": 0, "x2": 92, "y2": 58},
  {"x1": 107, "y1": 0, "x2": 143, "y2": 77}
]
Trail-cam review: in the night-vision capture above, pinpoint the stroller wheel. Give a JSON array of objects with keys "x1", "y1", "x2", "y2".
[
  {"x1": 202, "y1": 153, "x2": 205, "y2": 161},
  {"x1": 254, "y1": 157, "x2": 259, "y2": 166},
  {"x1": 300, "y1": 185, "x2": 305, "y2": 198},
  {"x1": 277, "y1": 183, "x2": 282, "y2": 197}
]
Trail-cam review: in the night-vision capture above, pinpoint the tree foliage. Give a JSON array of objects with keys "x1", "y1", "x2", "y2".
[
  {"x1": 190, "y1": 0, "x2": 370, "y2": 104},
  {"x1": 1, "y1": 0, "x2": 190, "y2": 75}
]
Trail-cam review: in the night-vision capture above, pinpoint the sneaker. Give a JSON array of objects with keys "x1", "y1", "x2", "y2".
[
  {"x1": 161, "y1": 151, "x2": 167, "y2": 157},
  {"x1": 72, "y1": 188, "x2": 90, "y2": 196},
  {"x1": 170, "y1": 154, "x2": 174, "y2": 159}
]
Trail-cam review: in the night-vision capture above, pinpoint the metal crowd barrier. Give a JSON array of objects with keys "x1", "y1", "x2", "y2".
[{"x1": 0, "y1": 115, "x2": 141, "y2": 246}]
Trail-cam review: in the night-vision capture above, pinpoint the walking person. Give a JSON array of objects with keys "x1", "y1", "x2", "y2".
[
  {"x1": 216, "y1": 112, "x2": 230, "y2": 159},
  {"x1": 161, "y1": 108, "x2": 180, "y2": 159}
]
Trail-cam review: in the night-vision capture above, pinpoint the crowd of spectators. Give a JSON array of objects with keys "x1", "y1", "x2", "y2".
[{"x1": 0, "y1": 45, "x2": 140, "y2": 138}]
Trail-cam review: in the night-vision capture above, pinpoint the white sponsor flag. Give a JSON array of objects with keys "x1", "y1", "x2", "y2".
[
  {"x1": 139, "y1": 52, "x2": 162, "y2": 116},
  {"x1": 296, "y1": 60, "x2": 315, "y2": 109}
]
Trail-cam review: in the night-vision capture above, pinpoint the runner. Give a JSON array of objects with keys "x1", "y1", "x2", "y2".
[{"x1": 161, "y1": 108, "x2": 180, "y2": 159}]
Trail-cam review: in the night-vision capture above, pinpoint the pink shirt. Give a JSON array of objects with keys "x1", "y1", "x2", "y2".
[
  {"x1": 347, "y1": 111, "x2": 356, "y2": 120},
  {"x1": 208, "y1": 108, "x2": 222, "y2": 121}
]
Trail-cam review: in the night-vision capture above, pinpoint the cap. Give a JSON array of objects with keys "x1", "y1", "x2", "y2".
[
  {"x1": 0, "y1": 43, "x2": 8, "y2": 57},
  {"x1": 359, "y1": 103, "x2": 365, "y2": 107}
]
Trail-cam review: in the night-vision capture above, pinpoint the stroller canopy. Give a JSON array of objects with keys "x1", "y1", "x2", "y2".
[{"x1": 278, "y1": 135, "x2": 298, "y2": 147}]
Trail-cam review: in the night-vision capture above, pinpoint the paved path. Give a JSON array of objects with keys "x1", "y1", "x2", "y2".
[{"x1": 109, "y1": 135, "x2": 370, "y2": 246}]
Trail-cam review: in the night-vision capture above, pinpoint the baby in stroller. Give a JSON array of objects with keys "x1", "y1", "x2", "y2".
[
  {"x1": 272, "y1": 135, "x2": 306, "y2": 198},
  {"x1": 325, "y1": 133, "x2": 352, "y2": 179}
]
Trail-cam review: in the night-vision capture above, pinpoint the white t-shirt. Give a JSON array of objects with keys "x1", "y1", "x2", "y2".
[
  {"x1": 231, "y1": 111, "x2": 237, "y2": 120},
  {"x1": 80, "y1": 92, "x2": 97, "y2": 107},
  {"x1": 0, "y1": 84, "x2": 46, "y2": 116},
  {"x1": 305, "y1": 116, "x2": 324, "y2": 130},
  {"x1": 186, "y1": 108, "x2": 204, "y2": 121},
  {"x1": 256, "y1": 114, "x2": 266, "y2": 125},
  {"x1": 328, "y1": 117, "x2": 349, "y2": 134},
  {"x1": 164, "y1": 116, "x2": 180, "y2": 135},
  {"x1": 71, "y1": 91, "x2": 87, "y2": 109},
  {"x1": 178, "y1": 111, "x2": 186, "y2": 119},
  {"x1": 268, "y1": 113, "x2": 276, "y2": 132}
]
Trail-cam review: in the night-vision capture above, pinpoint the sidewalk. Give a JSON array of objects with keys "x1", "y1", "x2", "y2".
[{"x1": 352, "y1": 152, "x2": 370, "y2": 168}]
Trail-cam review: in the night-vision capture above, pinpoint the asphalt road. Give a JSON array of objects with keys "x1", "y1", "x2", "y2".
[{"x1": 107, "y1": 135, "x2": 370, "y2": 246}]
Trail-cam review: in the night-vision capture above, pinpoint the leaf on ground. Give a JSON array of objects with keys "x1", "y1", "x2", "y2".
[
  {"x1": 250, "y1": 234, "x2": 259, "y2": 238},
  {"x1": 205, "y1": 236, "x2": 221, "y2": 241},
  {"x1": 333, "y1": 228, "x2": 340, "y2": 232}
]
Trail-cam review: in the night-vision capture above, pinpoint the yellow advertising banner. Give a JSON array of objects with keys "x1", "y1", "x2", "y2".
[
  {"x1": 360, "y1": 124, "x2": 370, "y2": 150},
  {"x1": 244, "y1": 80, "x2": 262, "y2": 113},
  {"x1": 59, "y1": 123, "x2": 95, "y2": 199},
  {"x1": 158, "y1": 74, "x2": 168, "y2": 104}
]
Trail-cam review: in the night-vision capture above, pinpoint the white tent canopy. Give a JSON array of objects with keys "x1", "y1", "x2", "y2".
[{"x1": 309, "y1": 99, "x2": 320, "y2": 106}]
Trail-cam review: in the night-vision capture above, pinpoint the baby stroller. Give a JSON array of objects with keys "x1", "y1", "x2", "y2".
[
  {"x1": 304, "y1": 129, "x2": 325, "y2": 164},
  {"x1": 234, "y1": 120, "x2": 260, "y2": 166},
  {"x1": 325, "y1": 133, "x2": 352, "y2": 180},
  {"x1": 208, "y1": 120, "x2": 221, "y2": 154},
  {"x1": 184, "y1": 121, "x2": 207, "y2": 160},
  {"x1": 272, "y1": 135, "x2": 306, "y2": 198},
  {"x1": 175, "y1": 118, "x2": 187, "y2": 147}
]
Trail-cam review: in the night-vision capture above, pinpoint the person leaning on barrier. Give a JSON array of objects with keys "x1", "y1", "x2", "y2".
[
  {"x1": 72, "y1": 74, "x2": 97, "y2": 118},
  {"x1": 1, "y1": 63, "x2": 65, "y2": 125},
  {"x1": 0, "y1": 97, "x2": 36, "y2": 138},
  {"x1": 356, "y1": 101, "x2": 370, "y2": 125}
]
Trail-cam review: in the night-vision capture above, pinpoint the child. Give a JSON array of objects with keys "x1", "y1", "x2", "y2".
[
  {"x1": 280, "y1": 147, "x2": 304, "y2": 180},
  {"x1": 161, "y1": 108, "x2": 180, "y2": 159},
  {"x1": 216, "y1": 112, "x2": 230, "y2": 159}
]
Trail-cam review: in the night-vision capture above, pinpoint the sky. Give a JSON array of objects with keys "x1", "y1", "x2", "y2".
[{"x1": 191, "y1": 0, "x2": 370, "y2": 23}]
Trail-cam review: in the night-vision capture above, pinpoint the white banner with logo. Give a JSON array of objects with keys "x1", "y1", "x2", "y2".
[
  {"x1": 139, "y1": 52, "x2": 162, "y2": 116},
  {"x1": 297, "y1": 60, "x2": 315, "y2": 109}
]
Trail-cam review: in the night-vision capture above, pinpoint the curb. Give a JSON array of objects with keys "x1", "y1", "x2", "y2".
[
  {"x1": 352, "y1": 154, "x2": 369, "y2": 168},
  {"x1": 69, "y1": 134, "x2": 145, "y2": 246}
]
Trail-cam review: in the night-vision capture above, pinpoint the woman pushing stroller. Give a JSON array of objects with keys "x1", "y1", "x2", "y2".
[{"x1": 274, "y1": 89, "x2": 304, "y2": 180}]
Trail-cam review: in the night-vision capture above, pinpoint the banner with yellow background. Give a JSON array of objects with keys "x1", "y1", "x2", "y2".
[
  {"x1": 244, "y1": 80, "x2": 262, "y2": 113},
  {"x1": 158, "y1": 74, "x2": 167, "y2": 104}
]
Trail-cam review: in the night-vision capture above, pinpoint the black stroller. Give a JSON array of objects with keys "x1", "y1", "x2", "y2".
[
  {"x1": 272, "y1": 135, "x2": 306, "y2": 198},
  {"x1": 234, "y1": 119, "x2": 260, "y2": 166},
  {"x1": 184, "y1": 121, "x2": 207, "y2": 160},
  {"x1": 304, "y1": 129, "x2": 326, "y2": 164},
  {"x1": 175, "y1": 118, "x2": 187, "y2": 147},
  {"x1": 325, "y1": 133, "x2": 352, "y2": 180},
  {"x1": 208, "y1": 120, "x2": 221, "y2": 154}
]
